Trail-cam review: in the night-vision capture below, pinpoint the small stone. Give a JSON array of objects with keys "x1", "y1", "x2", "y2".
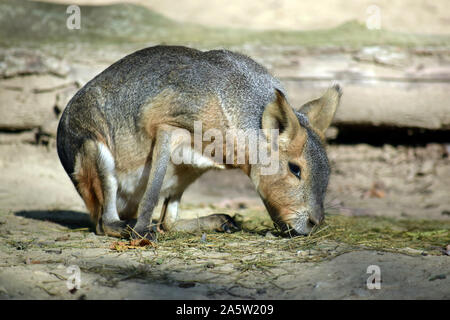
[
  {"x1": 55, "y1": 235, "x2": 70, "y2": 241},
  {"x1": 241, "y1": 254, "x2": 257, "y2": 261},
  {"x1": 0, "y1": 286, "x2": 8, "y2": 296},
  {"x1": 37, "y1": 241, "x2": 54, "y2": 247},
  {"x1": 86, "y1": 232, "x2": 97, "y2": 240},
  {"x1": 429, "y1": 274, "x2": 446, "y2": 281},
  {"x1": 178, "y1": 282, "x2": 196, "y2": 288},
  {"x1": 33, "y1": 271, "x2": 48, "y2": 277},
  {"x1": 444, "y1": 144, "x2": 450, "y2": 158},
  {"x1": 45, "y1": 249, "x2": 62, "y2": 254},
  {"x1": 402, "y1": 247, "x2": 422, "y2": 255},
  {"x1": 314, "y1": 281, "x2": 333, "y2": 289},
  {"x1": 417, "y1": 160, "x2": 435, "y2": 176},
  {"x1": 238, "y1": 202, "x2": 247, "y2": 209},
  {"x1": 69, "y1": 287, "x2": 78, "y2": 294},
  {"x1": 256, "y1": 288, "x2": 266, "y2": 295},
  {"x1": 217, "y1": 264, "x2": 234, "y2": 273},
  {"x1": 296, "y1": 250, "x2": 308, "y2": 257},
  {"x1": 265, "y1": 231, "x2": 276, "y2": 238},
  {"x1": 351, "y1": 288, "x2": 370, "y2": 298}
]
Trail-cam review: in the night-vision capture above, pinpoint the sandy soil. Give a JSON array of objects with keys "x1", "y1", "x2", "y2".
[
  {"x1": 0, "y1": 141, "x2": 448, "y2": 299},
  {"x1": 36, "y1": 0, "x2": 450, "y2": 34},
  {"x1": 0, "y1": 1, "x2": 449, "y2": 300}
]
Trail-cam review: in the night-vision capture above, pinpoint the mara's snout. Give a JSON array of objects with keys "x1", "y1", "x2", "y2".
[
  {"x1": 289, "y1": 208, "x2": 325, "y2": 236},
  {"x1": 264, "y1": 203, "x2": 325, "y2": 236}
]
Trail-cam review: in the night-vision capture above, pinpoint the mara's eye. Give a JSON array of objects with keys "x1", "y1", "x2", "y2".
[{"x1": 288, "y1": 162, "x2": 301, "y2": 179}]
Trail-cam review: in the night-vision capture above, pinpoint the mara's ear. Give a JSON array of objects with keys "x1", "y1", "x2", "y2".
[
  {"x1": 298, "y1": 84, "x2": 342, "y2": 133},
  {"x1": 262, "y1": 89, "x2": 300, "y2": 143}
]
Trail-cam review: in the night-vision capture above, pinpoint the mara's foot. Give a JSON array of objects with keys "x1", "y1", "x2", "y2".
[{"x1": 102, "y1": 219, "x2": 137, "y2": 239}]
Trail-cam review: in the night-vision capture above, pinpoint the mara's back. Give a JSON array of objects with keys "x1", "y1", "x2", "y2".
[
  {"x1": 62, "y1": 46, "x2": 284, "y2": 127},
  {"x1": 57, "y1": 46, "x2": 284, "y2": 174}
]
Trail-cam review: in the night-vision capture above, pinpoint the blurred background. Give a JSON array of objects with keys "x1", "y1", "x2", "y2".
[
  {"x1": 37, "y1": 0, "x2": 450, "y2": 33},
  {"x1": 0, "y1": 0, "x2": 449, "y2": 222}
]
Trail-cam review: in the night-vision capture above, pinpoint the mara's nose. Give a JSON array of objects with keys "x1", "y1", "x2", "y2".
[{"x1": 308, "y1": 211, "x2": 324, "y2": 226}]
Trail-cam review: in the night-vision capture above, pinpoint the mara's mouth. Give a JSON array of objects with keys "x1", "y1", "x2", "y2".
[
  {"x1": 263, "y1": 201, "x2": 321, "y2": 237},
  {"x1": 274, "y1": 211, "x2": 321, "y2": 237},
  {"x1": 281, "y1": 219, "x2": 315, "y2": 237}
]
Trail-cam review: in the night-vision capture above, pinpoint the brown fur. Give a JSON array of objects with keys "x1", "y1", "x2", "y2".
[
  {"x1": 73, "y1": 141, "x2": 104, "y2": 230},
  {"x1": 257, "y1": 91, "x2": 310, "y2": 227},
  {"x1": 198, "y1": 95, "x2": 230, "y2": 132},
  {"x1": 140, "y1": 89, "x2": 179, "y2": 138}
]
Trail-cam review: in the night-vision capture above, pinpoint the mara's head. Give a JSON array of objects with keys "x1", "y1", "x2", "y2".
[{"x1": 250, "y1": 85, "x2": 342, "y2": 236}]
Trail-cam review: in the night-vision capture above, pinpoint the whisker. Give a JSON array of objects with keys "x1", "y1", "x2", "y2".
[{"x1": 325, "y1": 205, "x2": 342, "y2": 210}]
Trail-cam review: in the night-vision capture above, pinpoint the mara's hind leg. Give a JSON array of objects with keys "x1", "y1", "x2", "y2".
[
  {"x1": 158, "y1": 195, "x2": 240, "y2": 233},
  {"x1": 74, "y1": 141, "x2": 104, "y2": 234},
  {"x1": 157, "y1": 195, "x2": 180, "y2": 233},
  {"x1": 174, "y1": 214, "x2": 240, "y2": 233},
  {"x1": 74, "y1": 141, "x2": 132, "y2": 238}
]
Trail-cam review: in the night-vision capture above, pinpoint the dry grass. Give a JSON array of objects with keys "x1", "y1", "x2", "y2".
[
  {"x1": 132, "y1": 209, "x2": 450, "y2": 272},
  {"x1": 1, "y1": 207, "x2": 447, "y2": 295}
]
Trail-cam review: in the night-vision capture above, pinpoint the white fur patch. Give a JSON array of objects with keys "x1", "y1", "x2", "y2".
[
  {"x1": 96, "y1": 143, "x2": 120, "y2": 222},
  {"x1": 97, "y1": 143, "x2": 115, "y2": 172},
  {"x1": 166, "y1": 199, "x2": 179, "y2": 222},
  {"x1": 115, "y1": 165, "x2": 147, "y2": 213},
  {"x1": 117, "y1": 166, "x2": 145, "y2": 195}
]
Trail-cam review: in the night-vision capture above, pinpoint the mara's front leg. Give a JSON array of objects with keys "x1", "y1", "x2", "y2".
[{"x1": 131, "y1": 128, "x2": 172, "y2": 239}]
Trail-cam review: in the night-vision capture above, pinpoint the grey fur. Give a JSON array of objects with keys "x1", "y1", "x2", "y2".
[{"x1": 295, "y1": 111, "x2": 330, "y2": 223}]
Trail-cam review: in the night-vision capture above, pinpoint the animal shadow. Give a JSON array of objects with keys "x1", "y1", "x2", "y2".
[
  {"x1": 14, "y1": 210, "x2": 162, "y2": 235},
  {"x1": 15, "y1": 209, "x2": 95, "y2": 231}
]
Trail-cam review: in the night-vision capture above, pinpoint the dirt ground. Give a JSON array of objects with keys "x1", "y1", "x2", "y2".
[
  {"x1": 0, "y1": 0, "x2": 448, "y2": 301},
  {"x1": 0, "y1": 141, "x2": 449, "y2": 300}
]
